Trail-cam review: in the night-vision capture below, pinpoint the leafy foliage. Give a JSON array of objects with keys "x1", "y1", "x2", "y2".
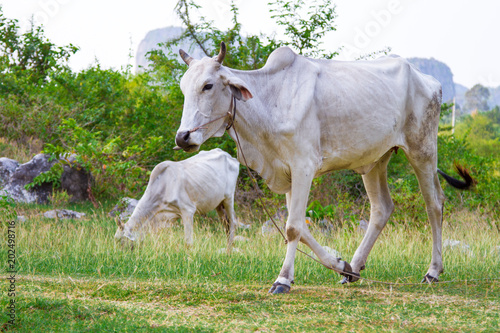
[
  {"x1": 455, "y1": 107, "x2": 500, "y2": 158},
  {"x1": 164, "y1": 0, "x2": 276, "y2": 70},
  {"x1": 269, "y1": 0, "x2": 339, "y2": 58}
]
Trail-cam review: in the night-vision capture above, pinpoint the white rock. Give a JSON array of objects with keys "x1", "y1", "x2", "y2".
[
  {"x1": 233, "y1": 235, "x2": 249, "y2": 243},
  {"x1": 0, "y1": 157, "x2": 19, "y2": 187},
  {"x1": 261, "y1": 219, "x2": 283, "y2": 236},
  {"x1": 109, "y1": 197, "x2": 139, "y2": 221},
  {"x1": 235, "y1": 219, "x2": 251, "y2": 229},
  {"x1": 43, "y1": 209, "x2": 86, "y2": 219},
  {"x1": 217, "y1": 247, "x2": 241, "y2": 254},
  {"x1": 443, "y1": 239, "x2": 474, "y2": 256},
  {"x1": 357, "y1": 219, "x2": 369, "y2": 234}
]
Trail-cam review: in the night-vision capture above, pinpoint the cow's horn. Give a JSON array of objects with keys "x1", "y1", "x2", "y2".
[
  {"x1": 216, "y1": 42, "x2": 226, "y2": 64},
  {"x1": 179, "y1": 49, "x2": 193, "y2": 66}
]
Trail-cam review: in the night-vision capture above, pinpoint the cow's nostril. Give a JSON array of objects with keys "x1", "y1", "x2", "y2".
[{"x1": 175, "y1": 130, "x2": 191, "y2": 149}]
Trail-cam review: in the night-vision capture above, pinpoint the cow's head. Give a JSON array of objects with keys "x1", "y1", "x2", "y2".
[{"x1": 175, "y1": 42, "x2": 253, "y2": 152}]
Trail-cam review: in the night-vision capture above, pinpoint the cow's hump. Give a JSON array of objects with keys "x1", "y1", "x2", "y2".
[{"x1": 262, "y1": 47, "x2": 296, "y2": 74}]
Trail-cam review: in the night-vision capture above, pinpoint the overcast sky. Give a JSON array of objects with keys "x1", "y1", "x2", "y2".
[{"x1": 2, "y1": 0, "x2": 499, "y2": 88}]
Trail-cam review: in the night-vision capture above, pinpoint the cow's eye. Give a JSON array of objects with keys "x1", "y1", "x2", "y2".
[{"x1": 202, "y1": 84, "x2": 213, "y2": 91}]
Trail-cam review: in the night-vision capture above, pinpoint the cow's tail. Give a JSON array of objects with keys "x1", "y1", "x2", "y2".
[{"x1": 437, "y1": 163, "x2": 476, "y2": 190}]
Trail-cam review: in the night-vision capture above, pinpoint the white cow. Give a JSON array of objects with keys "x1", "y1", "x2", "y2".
[
  {"x1": 174, "y1": 43, "x2": 474, "y2": 293},
  {"x1": 115, "y1": 148, "x2": 240, "y2": 251}
]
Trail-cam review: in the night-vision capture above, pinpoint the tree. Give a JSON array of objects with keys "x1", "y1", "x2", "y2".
[
  {"x1": 0, "y1": 9, "x2": 78, "y2": 84},
  {"x1": 464, "y1": 84, "x2": 490, "y2": 113},
  {"x1": 455, "y1": 107, "x2": 500, "y2": 158},
  {"x1": 269, "y1": 0, "x2": 338, "y2": 58},
  {"x1": 159, "y1": 0, "x2": 339, "y2": 71}
]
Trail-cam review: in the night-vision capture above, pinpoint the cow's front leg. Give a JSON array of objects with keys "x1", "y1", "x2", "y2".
[
  {"x1": 269, "y1": 175, "x2": 353, "y2": 294},
  {"x1": 268, "y1": 172, "x2": 313, "y2": 294},
  {"x1": 269, "y1": 169, "x2": 348, "y2": 294}
]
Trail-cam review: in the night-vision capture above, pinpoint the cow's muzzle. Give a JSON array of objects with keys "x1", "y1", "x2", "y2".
[
  {"x1": 174, "y1": 98, "x2": 236, "y2": 151},
  {"x1": 174, "y1": 131, "x2": 199, "y2": 152}
]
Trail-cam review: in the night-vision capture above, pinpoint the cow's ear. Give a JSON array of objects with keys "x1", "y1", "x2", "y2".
[{"x1": 224, "y1": 76, "x2": 253, "y2": 101}]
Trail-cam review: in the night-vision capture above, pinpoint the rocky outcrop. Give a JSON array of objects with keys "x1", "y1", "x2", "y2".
[
  {"x1": 454, "y1": 83, "x2": 500, "y2": 113},
  {"x1": 1, "y1": 154, "x2": 55, "y2": 203},
  {"x1": 60, "y1": 156, "x2": 91, "y2": 202},
  {"x1": 0, "y1": 158, "x2": 19, "y2": 188},
  {"x1": 0, "y1": 154, "x2": 91, "y2": 204}
]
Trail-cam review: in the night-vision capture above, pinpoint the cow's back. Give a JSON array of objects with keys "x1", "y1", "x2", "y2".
[
  {"x1": 176, "y1": 149, "x2": 239, "y2": 214},
  {"x1": 311, "y1": 55, "x2": 440, "y2": 117},
  {"x1": 309, "y1": 55, "x2": 442, "y2": 172}
]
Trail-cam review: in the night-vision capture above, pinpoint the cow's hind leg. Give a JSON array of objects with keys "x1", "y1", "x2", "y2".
[
  {"x1": 347, "y1": 150, "x2": 394, "y2": 283},
  {"x1": 407, "y1": 154, "x2": 446, "y2": 282},
  {"x1": 216, "y1": 198, "x2": 236, "y2": 253},
  {"x1": 180, "y1": 208, "x2": 195, "y2": 247}
]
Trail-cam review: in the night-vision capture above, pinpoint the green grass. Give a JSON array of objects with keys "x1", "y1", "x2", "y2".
[
  {"x1": 8, "y1": 276, "x2": 500, "y2": 332},
  {"x1": 1, "y1": 204, "x2": 499, "y2": 332}
]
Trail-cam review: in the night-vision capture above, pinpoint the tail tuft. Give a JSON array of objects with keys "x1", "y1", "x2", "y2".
[{"x1": 437, "y1": 162, "x2": 476, "y2": 190}]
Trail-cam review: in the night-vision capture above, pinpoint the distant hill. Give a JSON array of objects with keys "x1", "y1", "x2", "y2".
[
  {"x1": 407, "y1": 58, "x2": 455, "y2": 103},
  {"x1": 489, "y1": 86, "x2": 500, "y2": 108},
  {"x1": 454, "y1": 84, "x2": 500, "y2": 114},
  {"x1": 454, "y1": 83, "x2": 468, "y2": 111}
]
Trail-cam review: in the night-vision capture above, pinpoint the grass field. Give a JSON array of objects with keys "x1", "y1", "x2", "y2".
[{"x1": 1, "y1": 203, "x2": 499, "y2": 332}]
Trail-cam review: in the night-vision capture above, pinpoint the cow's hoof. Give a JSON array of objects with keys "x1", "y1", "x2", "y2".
[
  {"x1": 339, "y1": 261, "x2": 361, "y2": 284},
  {"x1": 339, "y1": 272, "x2": 361, "y2": 284},
  {"x1": 421, "y1": 273, "x2": 439, "y2": 284},
  {"x1": 268, "y1": 282, "x2": 291, "y2": 294}
]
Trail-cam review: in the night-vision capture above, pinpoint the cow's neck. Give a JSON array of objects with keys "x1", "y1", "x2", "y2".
[
  {"x1": 123, "y1": 205, "x2": 173, "y2": 241},
  {"x1": 226, "y1": 69, "x2": 292, "y2": 194},
  {"x1": 122, "y1": 205, "x2": 151, "y2": 241}
]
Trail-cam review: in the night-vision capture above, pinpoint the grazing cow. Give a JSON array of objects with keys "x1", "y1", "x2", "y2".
[
  {"x1": 174, "y1": 43, "x2": 474, "y2": 293},
  {"x1": 115, "y1": 148, "x2": 239, "y2": 251}
]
